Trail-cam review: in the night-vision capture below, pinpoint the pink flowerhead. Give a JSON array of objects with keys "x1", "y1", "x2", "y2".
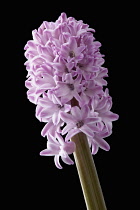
[
  {"x1": 40, "y1": 133, "x2": 75, "y2": 169},
  {"x1": 24, "y1": 12, "x2": 119, "y2": 169}
]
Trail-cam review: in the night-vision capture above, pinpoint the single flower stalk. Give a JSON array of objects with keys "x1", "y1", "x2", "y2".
[{"x1": 24, "y1": 12, "x2": 119, "y2": 210}]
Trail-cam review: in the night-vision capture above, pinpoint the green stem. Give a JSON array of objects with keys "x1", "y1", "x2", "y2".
[{"x1": 71, "y1": 132, "x2": 107, "y2": 210}]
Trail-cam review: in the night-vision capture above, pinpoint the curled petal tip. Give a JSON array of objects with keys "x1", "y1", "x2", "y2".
[
  {"x1": 105, "y1": 144, "x2": 110, "y2": 151},
  {"x1": 40, "y1": 150, "x2": 46, "y2": 156},
  {"x1": 116, "y1": 114, "x2": 119, "y2": 120}
]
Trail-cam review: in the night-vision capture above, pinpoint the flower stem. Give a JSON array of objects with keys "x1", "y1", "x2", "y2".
[{"x1": 71, "y1": 132, "x2": 107, "y2": 210}]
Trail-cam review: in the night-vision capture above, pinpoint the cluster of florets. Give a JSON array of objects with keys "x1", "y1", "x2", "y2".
[{"x1": 24, "y1": 13, "x2": 119, "y2": 168}]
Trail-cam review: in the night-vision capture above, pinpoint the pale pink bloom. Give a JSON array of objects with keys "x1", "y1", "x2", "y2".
[
  {"x1": 91, "y1": 89, "x2": 119, "y2": 133},
  {"x1": 55, "y1": 73, "x2": 82, "y2": 103},
  {"x1": 88, "y1": 129, "x2": 111, "y2": 154},
  {"x1": 37, "y1": 93, "x2": 71, "y2": 125},
  {"x1": 40, "y1": 133, "x2": 75, "y2": 169},
  {"x1": 53, "y1": 57, "x2": 75, "y2": 79},
  {"x1": 60, "y1": 36, "x2": 85, "y2": 63},
  {"x1": 80, "y1": 80, "x2": 103, "y2": 106},
  {"x1": 92, "y1": 67, "x2": 108, "y2": 86},
  {"x1": 41, "y1": 119, "x2": 63, "y2": 138},
  {"x1": 60, "y1": 105, "x2": 101, "y2": 141}
]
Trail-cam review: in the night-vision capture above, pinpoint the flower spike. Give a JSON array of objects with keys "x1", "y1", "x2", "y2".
[{"x1": 24, "y1": 12, "x2": 119, "y2": 169}]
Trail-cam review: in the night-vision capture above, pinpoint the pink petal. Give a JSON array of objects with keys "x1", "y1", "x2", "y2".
[
  {"x1": 88, "y1": 138, "x2": 99, "y2": 155},
  {"x1": 80, "y1": 92, "x2": 90, "y2": 106},
  {"x1": 62, "y1": 124, "x2": 75, "y2": 135},
  {"x1": 83, "y1": 71, "x2": 91, "y2": 80},
  {"x1": 26, "y1": 49, "x2": 38, "y2": 56},
  {"x1": 94, "y1": 136, "x2": 110, "y2": 151},
  {"x1": 99, "y1": 130, "x2": 112, "y2": 138},
  {"x1": 27, "y1": 94, "x2": 38, "y2": 104},
  {"x1": 36, "y1": 105, "x2": 43, "y2": 117},
  {"x1": 92, "y1": 143, "x2": 99, "y2": 155},
  {"x1": 94, "y1": 41, "x2": 102, "y2": 48},
  {"x1": 95, "y1": 78, "x2": 107, "y2": 86},
  {"x1": 56, "y1": 133, "x2": 65, "y2": 145},
  {"x1": 47, "y1": 142, "x2": 60, "y2": 154},
  {"x1": 63, "y1": 104, "x2": 71, "y2": 112},
  {"x1": 61, "y1": 44, "x2": 70, "y2": 58},
  {"x1": 52, "y1": 94, "x2": 62, "y2": 105},
  {"x1": 60, "y1": 93, "x2": 73, "y2": 103},
  {"x1": 35, "y1": 73, "x2": 55, "y2": 88},
  {"x1": 76, "y1": 45, "x2": 85, "y2": 55},
  {"x1": 81, "y1": 105, "x2": 89, "y2": 119},
  {"x1": 96, "y1": 58, "x2": 105, "y2": 65},
  {"x1": 25, "y1": 40, "x2": 36, "y2": 49},
  {"x1": 55, "y1": 83, "x2": 70, "y2": 97},
  {"x1": 87, "y1": 124, "x2": 100, "y2": 132},
  {"x1": 53, "y1": 62, "x2": 65, "y2": 72},
  {"x1": 73, "y1": 91, "x2": 82, "y2": 103},
  {"x1": 97, "y1": 122, "x2": 104, "y2": 131},
  {"x1": 40, "y1": 108, "x2": 54, "y2": 118},
  {"x1": 38, "y1": 98, "x2": 53, "y2": 108},
  {"x1": 32, "y1": 30, "x2": 42, "y2": 44},
  {"x1": 36, "y1": 82, "x2": 54, "y2": 89},
  {"x1": 60, "y1": 112, "x2": 76, "y2": 124},
  {"x1": 62, "y1": 141, "x2": 76, "y2": 153},
  {"x1": 47, "y1": 133, "x2": 58, "y2": 143},
  {"x1": 91, "y1": 66, "x2": 100, "y2": 72},
  {"x1": 66, "y1": 61, "x2": 75, "y2": 69},
  {"x1": 61, "y1": 155, "x2": 74, "y2": 165},
  {"x1": 84, "y1": 117, "x2": 101, "y2": 124},
  {"x1": 41, "y1": 120, "x2": 53, "y2": 137},
  {"x1": 69, "y1": 37, "x2": 77, "y2": 51},
  {"x1": 71, "y1": 106, "x2": 82, "y2": 121},
  {"x1": 80, "y1": 125, "x2": 94, "y2": 137},
  {"x1": 40, "y1": 149, "x2": 56, "y2": 156},
  {"x1": 76, "y1": 53, "x2": 84, "y2": 61},
  {"x1": 52, "y1": 112, "x2": 60, "y2": 125},
  {"x1": 65, "y1": 73, "x2": 73, "y2": 84},
  {"x1": 27, "y1": 87, "x2": 36, "y2": 95},
  {"x1": 25, "y1": 80, "x2": 32, "y2": 89},
  {"x1": 101, "y1": 112, "x2": 119, "y2": 122},
  {"x1": 100, "y1": 99, "x2": 112, "y2": 113},
  {"x1": 62, "y1": 141, "x2": 76, "y2": 154},
  {"x1": 60, "y1": 12, "x2": 67, "y2": 22},
  {"x1": 54, "y1": 155, "x2": 62, "y2": 169},
  {"x1": 96, "y1": 97, "x2": 107, "y2": 110},
  {"x1": 105, "y1": 121, "x2": 112, "y2": 133},
  {"x1": 49, "y1": 124, "x2": 60, "y2": 139},
  {"x1": 65, "y1": 128, "x2": 80, "y2": 141},
  {"x1": 98, "y1": 68, "x2": 108, "y2": 78},
  {"x1": 86, "y1": 86, "x2": 103, "y2": 97},
  {"x1": 74, "y1": 74, "x2": 82, "y2": 86}
]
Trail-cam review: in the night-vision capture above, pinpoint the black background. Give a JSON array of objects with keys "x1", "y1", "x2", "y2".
[{"x1": 5, "y1": 1, "x2": 135, "y2": 209}]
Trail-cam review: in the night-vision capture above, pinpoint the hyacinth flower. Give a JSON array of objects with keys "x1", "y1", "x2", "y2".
[{"x1": 24, "y1": 12, "x2": 119, "y2": 210}]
